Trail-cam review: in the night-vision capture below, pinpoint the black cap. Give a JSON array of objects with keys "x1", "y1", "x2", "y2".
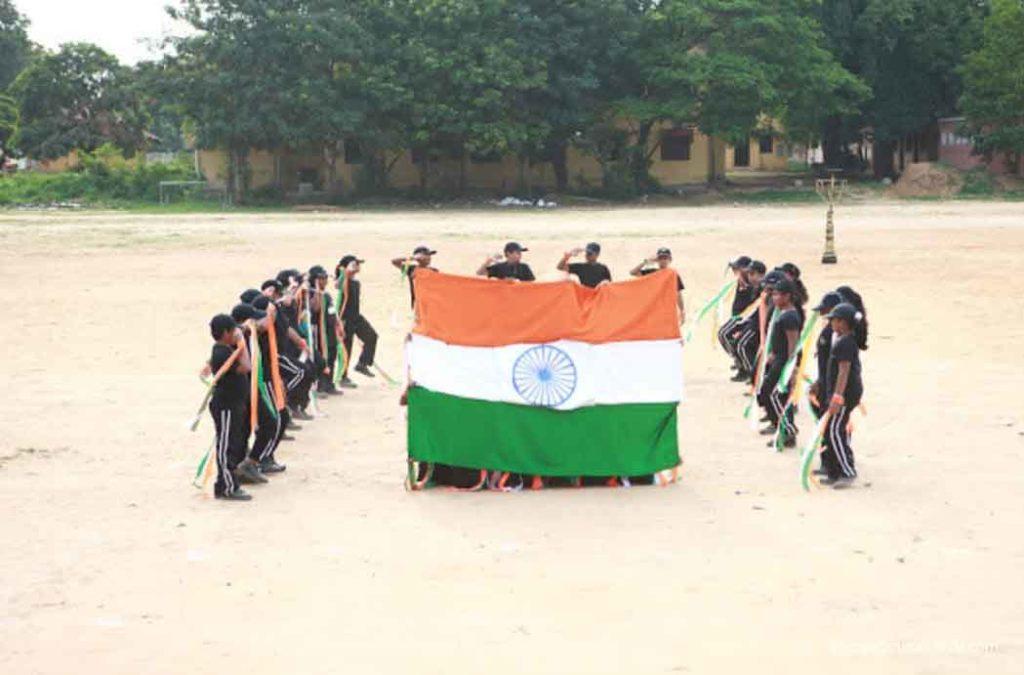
[
  {"x1": 827, "y1": 302, "x2": 861, "y2": 323},
  {"x1": 504, "y1": 242, "x2": 528, "y2": 254},
  {"x1": 746, "y1": 260, "x2": 767, "y2": 275},
  {"x1": 239, "y1": 288, "x2": 260, "y2": 304},
  {"x1": 231, "y1": 303, "x2": 266, "y2": 323},
  {"x1": 729, "y1": 255, "x2": 752, "y2": 269},
  {"x1": 339, "y1": 255, "x2": 364, "y2": 270},
  {"x1": 763, "y1": 270, "x2": 784, "y2": 287},
  {"x1": 308, "y1": 265, "x2": 328, "y2": 280},
  {"x1": 209, "y1": 314, "x2": 237, "y2": 339},
  {"x1": 413, "y1": 245, "x2": 437, "y2": 256},
  {"x1": 814, "y1": 292, "x2": 843, "y2": 313},
  {"x1": 657, "y1": 247, "x2": 672, "y2": 258},
  {"x1": 251, "y1": 295, "x2": 271, "y2": 311},
  {"x1": 261, "y1": 279, "x2": 283, "y2": 293},
  {"x1": 586, "y1": 242, "x2": 601, "y2": 255},
  {"x1": 772, "y1": 278, "x2": 796, "y2": 295},
  {"x1": 780, "y1": 262, "x2": 801, "y2": 279}
]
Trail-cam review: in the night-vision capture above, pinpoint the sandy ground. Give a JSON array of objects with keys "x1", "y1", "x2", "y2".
[{"x1": 1, "y1": 201, "x2": 1022, "y2": 674}]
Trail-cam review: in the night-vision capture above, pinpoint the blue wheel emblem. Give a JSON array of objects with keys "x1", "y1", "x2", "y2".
[{"x1": 512, "y1": 345, "x2": 577, "y2": 407}]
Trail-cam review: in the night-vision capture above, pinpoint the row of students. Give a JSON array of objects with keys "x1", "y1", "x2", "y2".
[
  {"x1": 718, "y1": 256, "x2": 868, "y2": 489},
  {"x1": 203, "y1": 261, "x2": 380, "y2": 501}
]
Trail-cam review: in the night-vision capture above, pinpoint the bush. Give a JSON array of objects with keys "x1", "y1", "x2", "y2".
[
  {"x1": 959, "y1": 168, "x2": 996, "y2": 196},
  {"x1": 0, "y1": 145, "x2": 198, "y2": 205}
]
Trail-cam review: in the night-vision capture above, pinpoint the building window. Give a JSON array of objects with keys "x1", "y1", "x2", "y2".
[
  {"x1": 344, "y1": 140, "x2": 363, "y2": 165},
  {"x1": 759, "y1": 135, "x2": 774, "y2": 154},
  {"x1": 660, "y1": 129, "x2": 692, "y2": 161}
]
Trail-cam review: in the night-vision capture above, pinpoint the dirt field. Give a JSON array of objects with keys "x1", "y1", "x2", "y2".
[{"x1": 1, "y1": 202, "x2": 1022, "y2": 674}]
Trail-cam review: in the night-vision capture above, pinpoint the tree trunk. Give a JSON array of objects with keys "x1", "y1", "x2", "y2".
[
  {"x1": 632, "y1": 121, "x2": 654, "y2": 194},
  {"x1": 872, "y1": 139, "x2": 895, "y2": 180},
  {"x1": 822, "y1": 115, "x2": 844, "y2": 167},
  {"x1": 459, "y1": 148, "x2": 468, "y2": 194},
  {"x1": 552, "y1": 141, "x2": 569, "y2": 192}
]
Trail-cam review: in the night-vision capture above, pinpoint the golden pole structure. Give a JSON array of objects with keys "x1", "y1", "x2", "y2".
[{"x1": 815, "y1": 172, "x2": 847, "y2": 265}]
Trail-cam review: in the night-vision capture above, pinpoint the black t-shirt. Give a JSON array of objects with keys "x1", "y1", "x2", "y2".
[
  {"x1": 815, "y1": 324, "x2": 833, "y2": 383},
  {"x1": 568, "y1": 262, "x2": 611, "y2": 289},
  {"x1": 487, "y1": 262, "x2": 535, "y2": 282},
  {"x1": 826, "y1": 333, "x2": 863, "y2": 405},
  {"x1": 211, "y1": 343, "x2": 247, "y2": 408},
  {"x1": 769, "y1": 307, "x2": 802, "y2": 369},
  {"x1": 341, "y1": 279, "x2": 361, "y2": 321},
  {"x1": 641, "y1": 267, "x2": 684, "y2": 291},
  {"x1": 407, "y1": 265, "x2": 438, "y2": 307},
  {"x1": 733, "y1": 283, "x2": 756, "y2": 315},
  {"x1": 273, "y1": 306, "x2": 296, "y2": 358}
]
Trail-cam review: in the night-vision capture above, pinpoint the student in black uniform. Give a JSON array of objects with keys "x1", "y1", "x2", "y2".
[
  {"x1": 809, "y1": 291, "x2": 843, "y2": 477},
  {"x1": 821, "y1": 302, "x2": 866, "y2": 488},
  {"x1": 758, "y1": 278, "x2": 803, "y2": 447},
  {"x1": 230, "y1": 303, "x2": 270, "y2": 485},
  {"x1": 391, "y1": 245, "x2": 438, "y2": 308},
  {"x1": 478, "y1": 242, "x2": 536, "y2": 281},
  {"x1": 629, "y1": 247, "x2": 685, "y2": 324},
  {"x1": 260, "y1": 278, "x2": 313, "y2": 422},
  {"x1": 735, "y1": 266, "x2": 778, "y2": 384},
  {"x1": 718, "y1": 255, "x2": 753, "y2": 362},
  {"x1": 557, "y1": 242, "x2": 612, "y2": 288},
  {"x1": 337, "y1": 254, "x2": 379, "y2": 380},
  {"x1": 250, "y1": 295, "x2": 290, "y2": 471},
  {"x1": 778, "y1": 262, "x2": 809, "y2": 307},
  {"x1": 207, "y1": 314, "x2": 253, "y2": 501},
  {"x1": 306, "y1": 265, "x2": 341, "y2": 395}
]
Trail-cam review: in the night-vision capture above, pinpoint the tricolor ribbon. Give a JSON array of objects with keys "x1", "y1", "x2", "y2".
[
  {"x1": 800, "y1": 411, "x2": 832, "y2": 491},
  {"x1": 684, "y1": 279, "x2": 736, "y2": 344}
]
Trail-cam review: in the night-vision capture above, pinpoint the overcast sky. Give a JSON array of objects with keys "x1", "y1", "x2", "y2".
[{"x1": 20, "y1": 0, "x2": 185, "y2": 64}]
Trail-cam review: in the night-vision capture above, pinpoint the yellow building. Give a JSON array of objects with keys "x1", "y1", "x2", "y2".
[
  {"x1": 724, "y1": 134, "x2": 790, "y2": 172},
  {"x1": 196, "y1": 122, "x2": 730, "y2": 195}
]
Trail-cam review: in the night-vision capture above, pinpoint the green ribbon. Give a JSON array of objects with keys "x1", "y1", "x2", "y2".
[
  {"x1": 800, "y1": 413, "x2": 831, "y2": 491},
  {"x1": 685, "y1": 280, "x2": 736, "y2": 343}
]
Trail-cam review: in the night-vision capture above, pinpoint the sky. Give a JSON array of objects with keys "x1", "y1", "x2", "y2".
[{"x1": 19, "y1": 0, "x2": 186, "y2": 64}]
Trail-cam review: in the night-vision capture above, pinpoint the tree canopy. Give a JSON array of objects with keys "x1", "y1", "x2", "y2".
[
  {"x1": 9, "y1": 43, "x2": 149, "y2": 160},
  {"x1": 961, "y1": 0, "x2": 1024, "y2": 169}
]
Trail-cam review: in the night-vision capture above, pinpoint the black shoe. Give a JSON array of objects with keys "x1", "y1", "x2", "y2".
[
  {"x1": 730, "y1": 371, "x2": 749, "y2": 382},
  {"x1": 287, "y1": 422, "x2": 303, "y2": 431},
  {"x1": 759, "y1": 414, "x2": 771, "y2": 423},
  {"x1": 339, "y1": 377, "x2": 358, "y2": 389},
  {"x1": 832, "y1": 476, "x2": 856, "y2": 490},
  {"x1": 233, "y1": 460, "x2": 268, "y2": 485},
  {"x1": 279, "y1": 434, "x2": 296, "y2": 442},
  {"x1": 759, "y1": 425, "x2": 777, "y2": 436},
  {"x1": 217, "y1": 488, "x2": 253, "y2": 501},
  {"x1": 290, "y1": 407, "x2": 313, "y2": 421},
  {"x1": 818, "y1": 476, "x2": 839, "y2": 486},
  {"x1": 260, "y1": 459, "x2": 286, "y2": 474},
  {"x1": 355, "y1": 364, "x2": 375, "y2": 377},
  {"x1": 812, "y1": 468, "x2": 829, "y2": 477},
  {"x1": 730, "y1": 363, "x2": 739, "y2": 371},
  {"x1": 783, "y1": 437, "x2": 796, "y2": 449}
]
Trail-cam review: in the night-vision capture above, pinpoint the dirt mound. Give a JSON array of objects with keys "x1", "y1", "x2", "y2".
[{"x1": 890, "y1": 162, "x2": 963, "y2": 198}]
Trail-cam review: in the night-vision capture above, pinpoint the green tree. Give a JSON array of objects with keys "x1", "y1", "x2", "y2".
[
  {"x1": 168, "y1": 0, "x2": 365, "y2": 199},
  {"x1": 597, "y1": 0, "x2": 863, "y2": 193},
  {"x1": 0, "y1": 92, "x2": 17, "y2": 165},
  {"x1": 0, "y1": 0, "x2": 33, "y2": 91},
  {"x1": 961, "y1": 0, "x2": 1024, "y2": 173},
  {"x1": 9, "y1": 43, "x2": 149, "y2": 160},
  {"x1": 818, "y1": 0, "x2": 986, "y2": 175}
]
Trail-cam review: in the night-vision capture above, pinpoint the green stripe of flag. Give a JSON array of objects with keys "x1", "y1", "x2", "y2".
[{"x1": 407, "y1": 386, "x2": 680, "y2": 477}]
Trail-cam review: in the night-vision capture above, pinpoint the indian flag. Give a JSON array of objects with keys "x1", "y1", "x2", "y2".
[{"x1": 406, "y1": 269, "x2": 684, "y2": 477}]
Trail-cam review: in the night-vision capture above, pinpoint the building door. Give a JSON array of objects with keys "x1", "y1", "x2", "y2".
[{"x1": 734, "y1": 142, "x2": 750, "y2": 168}]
